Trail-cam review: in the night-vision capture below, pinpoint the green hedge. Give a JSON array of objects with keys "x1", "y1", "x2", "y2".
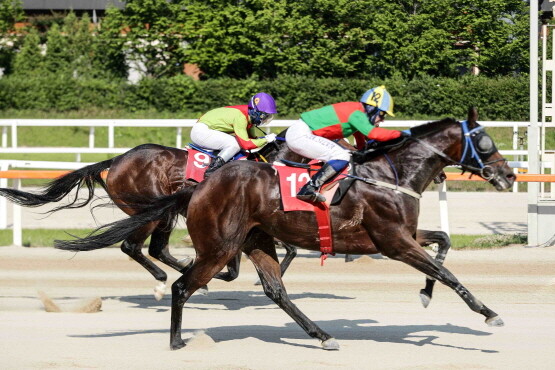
[{"x1": 0, "y1": 74, "x2": 530, "y2": 120}]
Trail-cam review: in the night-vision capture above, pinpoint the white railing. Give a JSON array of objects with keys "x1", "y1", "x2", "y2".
[
  {"x1": 0, "y1": 118, "x2": 529, "y2": 152},
  {"x1": 0, "y1": 119, "x2": 544, "y2": 195}
]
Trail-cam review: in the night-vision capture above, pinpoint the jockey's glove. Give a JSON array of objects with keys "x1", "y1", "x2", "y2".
[
  {"x1": 400, "y1": 129, "x2": 412, "y2": 137},
  {"x1": 265, "y1": 133, "x2": 277, "y2": 143}
]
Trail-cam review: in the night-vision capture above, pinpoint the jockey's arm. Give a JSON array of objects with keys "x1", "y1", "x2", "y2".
[
  {"x1": 349, "y1": 110, "x2": 401, "y2": 142},
  {"x1": 233, "y1": 120, "x2": 268, "y2": 150}
]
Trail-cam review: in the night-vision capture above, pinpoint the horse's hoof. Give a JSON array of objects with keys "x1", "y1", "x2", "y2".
[
  {"x1": 321, "y1": 338, "x2": 340, "y2": 350},
  {"x1": 154, "y1": 282, "x2": 166, "y2": 301},
  {"x1": 419, "y1": 290, "x2": 431, "y2": 308},
  {"x1": 254, "y1": 279, "x2": 262, "y2": 286},
  {"x1": 170, "y1": 339, "x2": 186, "y2": 350},
  {"x1": 177, "y1": 257, "x2": 193, "y2": 268},
  {"x1": 196, "y1": 285, "x2": 209, "y2": 296},
  {"x1": 486, "y1": 316, "x2": 504, "y2": 327}
]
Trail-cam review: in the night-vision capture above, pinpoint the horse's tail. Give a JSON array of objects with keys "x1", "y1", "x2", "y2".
[
  {"x1": 54, "y1": 186, "x2": 194, "y2": 252},
  {"x1": 0, "y1": 159, "x2": 113, "y2": 212}
]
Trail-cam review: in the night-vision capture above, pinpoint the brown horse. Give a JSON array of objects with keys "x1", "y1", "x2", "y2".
[
  {"x1": 0, "y1": 137, "x2": 290, "y2": 298},
  {"x1": 54, "y1": 108, "x2": 515, "y2": 350}
]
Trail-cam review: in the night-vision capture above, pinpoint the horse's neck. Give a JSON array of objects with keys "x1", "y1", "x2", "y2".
[
  {"x1": 361, "y1": 127, "x2": 460, "y2": 194},
  {"x1": 274, "y1": 144, "x2": 307, "y2": 163}
]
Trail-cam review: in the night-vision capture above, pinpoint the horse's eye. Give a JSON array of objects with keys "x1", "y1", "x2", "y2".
[{"x1": 477, "y1": 135, "x2": 493, "y2": 152}]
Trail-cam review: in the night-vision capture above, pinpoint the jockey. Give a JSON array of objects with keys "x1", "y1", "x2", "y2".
[
  {"x1": 285, "y1": 85, "x2": 407, "y2": 203},
  {"x1": 190, "y1": 92, "x2": 278, "y2": 178}
]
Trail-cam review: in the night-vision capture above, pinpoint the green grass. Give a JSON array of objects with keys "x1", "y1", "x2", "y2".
[
  {"x1": 449, "y1": 233, "x2": 527, "y2": 249},
  {"x1": 0, "y1": 229, "x2": 527, "y2": 249},
  {"x1": 0, "y1": 228, "x2": 191, "y2": 248}
]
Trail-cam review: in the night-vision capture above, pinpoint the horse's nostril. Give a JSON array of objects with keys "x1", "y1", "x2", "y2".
[{"x1": 506, "y1": 173, "x2": 517, "y2": 181}]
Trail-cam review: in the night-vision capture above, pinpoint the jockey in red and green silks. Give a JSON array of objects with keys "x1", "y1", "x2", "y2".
[
  {"x1": 285, "y1": 85, "x2": 409, "y2": 203},
  {"x1": 190, "y1": 92, "x2": 278, "y2": 178}
]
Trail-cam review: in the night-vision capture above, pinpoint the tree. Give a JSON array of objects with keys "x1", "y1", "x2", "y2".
[
  {"x1": 113, "y1": 0, "x2": 187, "y2": 79},
  {"x1": 174, "y1": 0, "x2": 530, "y2": 79},
  {"x1": 63, "y1": 12, "x2": 96, "y2": 78},
  {"x1": 12, "y1": 27, "x2": 42, "y2": 75},
  {"x1": 94, "y1": 6, "x2": 128, "y2": 79},
  {"x1": 0, "y1": 0, "x2": 23, "y2": 34},
  {"x1": 43, "y1": 23, "x2": 70, "y2": 74}
]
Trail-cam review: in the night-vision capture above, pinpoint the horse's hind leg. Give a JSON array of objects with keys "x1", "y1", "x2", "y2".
[
  {"x1": 254, "y1": 240, "x2": 297, "y2": 286},
  {"x1": 149, "y1": 226, "x2": 192, "y2": 272},
  {"x1": 278, "y1": 241, "x2": 297, "y2": 277},
  {"x1": 415, "y1": 230, "x2": 451, "y2": 307},
  {"x1": 120, "y1": 222, "x2": 169, "y2": 300},
  {"x1": 214, "y1": 253, "x2": 241, "y2": 281},
  {"x1": 170, "y1": 251, "x2": 237, "y2": 350},
  {"x1": 245, "y1": 231, "x2": 338, "y2": 350},
  {"x1": 387, "y1": 239, "x2": 503, "y2": 327}
]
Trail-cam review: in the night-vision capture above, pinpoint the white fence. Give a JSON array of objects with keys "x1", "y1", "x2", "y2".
[{"x1": 0, "y1": 118, "x2": 529, "y2": 153}]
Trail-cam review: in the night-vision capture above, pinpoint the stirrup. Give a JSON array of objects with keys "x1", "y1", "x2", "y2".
[{"x1": 296, "y1": 189, "x2": 326, "y2": 203}]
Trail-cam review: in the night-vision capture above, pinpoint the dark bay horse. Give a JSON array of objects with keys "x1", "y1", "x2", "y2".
[
  {"x1": 54, "y1": 108, "x2": 515, "y2": 350},
  {"x1": 0, "y1": 131, "x2": 450, "y2": 302}
]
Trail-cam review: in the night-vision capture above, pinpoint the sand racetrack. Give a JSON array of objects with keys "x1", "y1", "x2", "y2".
[{"x1": 1, "y1": 245, "x2": 554, "y2": 369}]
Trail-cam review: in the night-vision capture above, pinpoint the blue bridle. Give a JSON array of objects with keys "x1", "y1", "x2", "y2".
[{"x1": 460, "y1": 120, "x2": 488, "y2": 169}]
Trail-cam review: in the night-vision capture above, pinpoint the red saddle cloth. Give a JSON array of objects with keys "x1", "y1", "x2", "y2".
[
  {"x1": 184, "y1": 147, "x2": 251, "y2": 182},
  {"x1": 274, "y1": 162, "x2": 348, "y2": 264},
  {"x1": 184, "y1": 148, "x2": 211, "y2": 182}
]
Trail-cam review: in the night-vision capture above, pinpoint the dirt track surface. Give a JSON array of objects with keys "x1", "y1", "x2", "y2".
[{"x1": 1, "y1": 245, "x2": 554, "y2": 369}]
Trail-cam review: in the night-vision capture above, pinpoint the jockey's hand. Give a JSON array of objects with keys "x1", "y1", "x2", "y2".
[
  {"x1": 265, "y1": 133, "x2": 277, "y2": 143},
  {"x1": 400, "y1": 129, "x2": 411, "y2": 137}
]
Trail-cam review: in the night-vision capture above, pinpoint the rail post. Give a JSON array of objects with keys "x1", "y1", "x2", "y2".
[
  {"x1": 2, "y1": 126, "x2": 7, "y2": 147},
  {"x1": 88, "y1": 126, "x2": 95, "y2": 148},
  {"x1": 13, "y1": 178, "x2": 22, "y2": 246},
  {"x1": 438, "y1": 181, "x2": 450, "y2": 236},
  {"x1": 0, "y1": 161, "x2": 8, "y2": 229},
  {"x1": 176, "y1": 127, "x2": 182, "y2": 148}
]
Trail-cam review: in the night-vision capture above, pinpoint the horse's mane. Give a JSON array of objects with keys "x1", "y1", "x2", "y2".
[
  {"x1": 257, "y1": 128, "x2": 289, "y2": 159},
  {"x1": 409, "y1": 117, "x2": 458, "y2": 138}
]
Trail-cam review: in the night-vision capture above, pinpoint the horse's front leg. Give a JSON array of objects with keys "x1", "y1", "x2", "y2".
[
  {"x1": 415, "y1": 229, "x2": 451, "y2": 307},
  {"x1": 383, "y1": 236, "x2": 503, "y2": 327}
]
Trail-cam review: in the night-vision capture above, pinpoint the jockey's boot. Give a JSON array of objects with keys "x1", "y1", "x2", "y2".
[
  {"x1": 204, "y1": 156, "x2": 226, "y2": 179},
  {"x1": 296, "y1": 163, "x2": 339, "y2": 203}
]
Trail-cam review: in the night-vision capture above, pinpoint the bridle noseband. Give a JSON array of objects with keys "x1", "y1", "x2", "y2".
[{"x1": 411, "y1": 120, "x2": 506, "y2": 181}]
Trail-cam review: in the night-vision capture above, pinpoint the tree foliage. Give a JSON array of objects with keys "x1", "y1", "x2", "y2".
[
  {"x1": 174, "y1": 0, "x2": 529, "y2": 78},
  {"x1": 0, "y1": 0, "x2": 23, "y2": 34},
  {"x1": 12, "y1": 27, "x2": 41, "y2": 75},
  {"x1": 2, "y1": 0, "x2": 531, "y2": 80}
]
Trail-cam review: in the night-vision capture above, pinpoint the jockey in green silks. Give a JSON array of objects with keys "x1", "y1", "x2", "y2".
[
  {"x1": 285, "y1": 85, "x2": 409, "y2": 203},
  {"x1": 190, "y1": 92, "x2": 278, "y2": 178}
]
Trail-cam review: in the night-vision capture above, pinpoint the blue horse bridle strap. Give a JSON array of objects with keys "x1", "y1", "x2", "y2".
[{"x1": 460, "y1": 120, "x2": 485, "y2": 168}]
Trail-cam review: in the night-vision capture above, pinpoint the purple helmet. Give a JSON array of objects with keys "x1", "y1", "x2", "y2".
[{"x1": 248, "y1": 92, "x2": 277, "y2": 114}]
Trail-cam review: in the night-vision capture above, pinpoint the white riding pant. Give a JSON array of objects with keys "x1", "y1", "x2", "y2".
[
  {"x1": 285, "y1": 120, "x2": 350, "y2": 162},
  {"x1": 190, "y1": 122, "x2": 241, "y2": 161}
]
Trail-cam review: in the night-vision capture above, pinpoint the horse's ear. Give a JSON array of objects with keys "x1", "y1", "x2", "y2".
[{"x1": 467, "y1": 106, "x2": 479, "y2": 124}]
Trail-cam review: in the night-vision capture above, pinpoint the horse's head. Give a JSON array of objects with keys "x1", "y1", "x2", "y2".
[{"x1": 456, "y1": 107, "x2": 516, "y2": 191}]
